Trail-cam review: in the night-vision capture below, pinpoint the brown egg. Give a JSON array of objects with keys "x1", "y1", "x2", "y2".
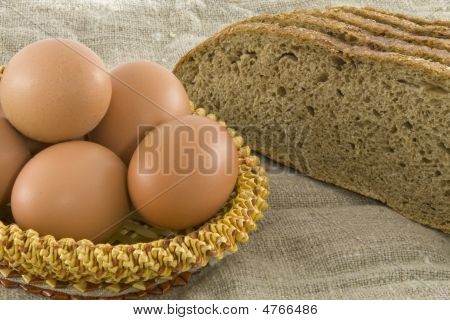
[
  {"x1": 128, "y1": 115, "x2": 239, "y2": 230},
  {"x1": 0, "y1": 116, "x2": 31, "y2": 205},
  {"x1": 11, "y1": 141, "x2": 130, "y2": 242},
  {"x1": 89, "y1": 60, "x2": 191, "y2": 164},
  {"x1": 1, "y1": 93, "x2": 52, "y2": 155},
  {"x1": 0, "y1": 39, "x2": 111, "y2": 143}
]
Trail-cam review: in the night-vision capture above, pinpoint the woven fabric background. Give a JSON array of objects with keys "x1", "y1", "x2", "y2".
[{"x1": 0, "y1": 0, "x2": 449, "y2": 299}]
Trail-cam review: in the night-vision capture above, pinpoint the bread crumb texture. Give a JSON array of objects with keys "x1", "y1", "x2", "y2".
[{"x1": 174, "y1": 7, "x2": 450, "y2": 233}]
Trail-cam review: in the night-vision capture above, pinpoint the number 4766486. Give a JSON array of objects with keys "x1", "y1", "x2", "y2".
[{"x1": 262, "y1": 305, "x2": 318, "y2": 315}]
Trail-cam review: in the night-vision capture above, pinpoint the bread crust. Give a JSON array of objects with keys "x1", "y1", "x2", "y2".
[
  {"x1": 237, "y1": 12, "x2": 450, "y2": 66},
  {"x1": 309, "y1": 9, "x2": 450, "y2": 51},
  {"x1": 331, "y1": 6, "x2": 450, "y2": 38},
  {"x1": 363, "y1": 6, "x2": 450, "y2": 28}
]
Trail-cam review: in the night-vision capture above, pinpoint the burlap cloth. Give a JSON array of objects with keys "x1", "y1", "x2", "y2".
[{"x1": 0, "y1": 0, "x2": 449, "y2": 299}]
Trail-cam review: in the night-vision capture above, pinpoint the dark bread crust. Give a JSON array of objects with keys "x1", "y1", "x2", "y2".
[
  {"x1": 238, "y1": 12, "x2": 450, "y2": 66},
  {"x1": 309, "y1": 9, "x2": 450, "y2": 51},
  {"x1": 332, "y1": 6, "x2": 450, "y2": 39},
  {"x1": 364, "y1": 6, "x2": 450, "y2": 28}
]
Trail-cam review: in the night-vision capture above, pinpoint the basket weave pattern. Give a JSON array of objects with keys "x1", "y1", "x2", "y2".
[{"x1": 0, "y1": 66, "x2": 269, "y2": 294}]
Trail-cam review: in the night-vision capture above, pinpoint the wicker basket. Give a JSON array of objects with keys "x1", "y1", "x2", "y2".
[{"x1": 0, "y1": 65, "x2": 269, "y2": 299}]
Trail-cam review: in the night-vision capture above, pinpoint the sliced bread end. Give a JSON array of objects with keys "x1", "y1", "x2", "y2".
[{"x1": 174, "y1": 22, "x2": 450, "y2": 233}]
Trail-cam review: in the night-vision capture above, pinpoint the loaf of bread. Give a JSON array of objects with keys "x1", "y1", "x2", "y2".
[{"x1": 174, "y1": 7, "x2": 450, "y2": 233}]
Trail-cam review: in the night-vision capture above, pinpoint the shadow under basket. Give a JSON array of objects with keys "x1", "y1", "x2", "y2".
[{"x1": 0, "y1": 96, "x2": 269, "y2": 298}]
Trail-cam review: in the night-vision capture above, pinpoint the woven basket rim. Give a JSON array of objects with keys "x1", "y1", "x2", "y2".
[{"x1": 0, "y1": 67, "x2": 269, "y2": 292}]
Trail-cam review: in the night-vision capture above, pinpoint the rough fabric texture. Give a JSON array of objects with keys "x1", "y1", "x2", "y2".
[{"x1": 0, "y1": 0, "x2": 449, "y2": 299}]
